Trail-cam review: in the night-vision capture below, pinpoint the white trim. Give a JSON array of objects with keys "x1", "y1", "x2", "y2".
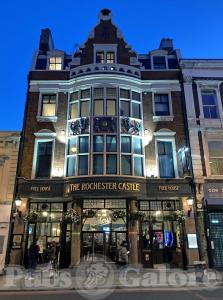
[
  {"x1": 205, "y1": 138, "x2": 223, "y2": 178},
  {"x1": 31, "y1": 137, "x2": 55, "y2": 179}
]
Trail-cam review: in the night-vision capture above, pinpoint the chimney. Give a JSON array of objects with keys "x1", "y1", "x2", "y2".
[
  {"x1": 39, "y1": 28, "x2": 54, "y2": 52},
  {"x1": 159, "y1": 38, "x2": 173, "y2": 51},
  {"x1": 99, "y1": 9, "x2": 112, "y2": 21}
]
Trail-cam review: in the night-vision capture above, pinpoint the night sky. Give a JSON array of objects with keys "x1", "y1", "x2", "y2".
[{"x1": 1, "y1": 0, "x2": 223, "y2": 131}]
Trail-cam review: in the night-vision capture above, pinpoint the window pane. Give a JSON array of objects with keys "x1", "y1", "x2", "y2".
[
  {"x1": 120, "y1": 89, "x2": 130, "y2": 99},
  {"x1": 93, "y1": 136, "x2": 104, "y2": 152},
  {"x1": 81, "y1": 89, "x2": 90, "y2": 99},
  {"x1": 78, "y1": 155, "x2": 88, "y2": 175},
  {"x1": 107, "y1": 100, "x2": 116, "y2": 116},
  {"x1": 94, "y1": 88, "x2": 104, "y2": 98},
  {"x1": 68, "y1": 137, "x2": 77, "y2": 155},
  {"x1": 79, "y1": 136, "x2": 89, "y2": 153},
  {"x1": 94, "y1": 100, "x2": 104, "y2": 115},
  {"x1": 106, "y1": 136, "x2": 117, "y2": 152},
  {"x1": 106, "y1": 88, "x2": 117, "y2": 98},
  {"x1": 121, "y1": 155, "x2": 132, "y2": 175},
  {"x1": 70, "y1": 91, "x2": 78, "y2": 101},
  {"x1": 51, "y1": 203, "x2": 63, "y2": 211},
  {"x1": 134, "y1": 156, "x2": 143, "y2": 176},
  {"x1": 93, "y1": 154, "x2": 103, "y2": 174},
  {"x1": 107, "y1": 154, "x2": 117, "y2": 174},
  {"x1": 36, "y1": 142, "x2": 52, "y2": 178},
  {"x1": 120, "y1": 101, "x2": 130, "y2": 117},
  {"x1": 67, "y1": 156, "x2": 76, "y2": 176},
  {"x1": 153, "y1": 56, "x2": 166, "y2": 69},
  {"x1": 80, "y1": 101, "x2": 89, "y2": 117},
  {"x1": 132, "y1": 91, "x2": 140, "y2": 101},
  {"x1": 132, "y1": 102, "x2": 141, "y2": 118},
  {"x1": 208, "y1": 141, "x2": 223, "y2": 157},
  {"x1": 42, "y1": 103, "x2": 56, "y2": 116},
  {"x1": 158, "y1": 141, "x2": 175, "y2": 178},
  {"x1": 202, "y1": 92, "x2": 216, "y2": 105},
  {"x1": 121, "y1": 136, "x2": 131, "y2": 153},
  {"x1": 133, "y1": 137, "x2": 142, "y2": 154},
  {"x1": 106, "y1": 52, "x2": 115, "y2": 64},
  {"x1": 70, "y1": 102, "x2": 78, "y2": 119},
  {"x1": 154, "y1": 94, "x2": 169, "y2": 116},
  {"x1": 96, "y1": 52, "x2": 104, "y2": 63},
  {"x1": 210, "y1": 158, "x2": 223, "y2": 175}
]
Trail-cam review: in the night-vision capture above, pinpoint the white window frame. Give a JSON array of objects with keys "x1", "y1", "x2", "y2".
[
  {"x1": 196, "y1": 81, "x2": 223, "y2": 122},
  {"x1": 94, "y1": 44, "x2": 117, "y2": 64},
  {"x1": 150, "y1": 50, "x2": 168, "y2": 70},
  {"x1": 32, "y1": 133, "x2": 56, "y2": 179},
  {"x1": 37, "y1": 89, "x2": 59, "y2": 122},
  {"x1": 206, "y1": 139, "x2": 223, "y2": 177},
  {"x1": 152, "y1": 91, "x2": 174, "y2": 122},
  {"x1": 154, "y1": 130, "x2": 178, "y2": 178}
]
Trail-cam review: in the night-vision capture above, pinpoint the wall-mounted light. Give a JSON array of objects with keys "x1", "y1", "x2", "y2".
[
  {"x1": 187, "y1": 198, "x2": 194, "y2": 206},
  {"x1": 15, "y1": 197, "x2": 22, "y2": 207}
]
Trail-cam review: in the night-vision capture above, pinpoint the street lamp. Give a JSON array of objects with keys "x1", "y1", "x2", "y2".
[{"x1": 15, "y1": 197, "x2": 22, "y2": 207}]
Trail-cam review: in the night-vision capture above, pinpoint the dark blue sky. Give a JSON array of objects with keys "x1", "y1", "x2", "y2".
[{"x1": 1, "y1": 0, "x2": 223, "y2": 130}]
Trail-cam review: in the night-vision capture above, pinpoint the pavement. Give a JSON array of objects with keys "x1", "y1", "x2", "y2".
[{"x1": 0, "y1": 264, "x2": 222, "y2": 292}]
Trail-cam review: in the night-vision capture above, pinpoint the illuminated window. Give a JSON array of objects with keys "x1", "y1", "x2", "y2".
[
  {"x1": 208, "y1": 141, "x2": 223, "y2": 175},
  {"x1": 106, "y1": 52, "x2": 115, "y2": 63},
  {"x1": 49, "y1": 57, "x2": 62, "y2": 70},
  {"x1": 41, "y1": 94, "x2": 56, "y2": 117},
  {"x1": 96, "y1": 52, "x2": 104, "y2": 63}
]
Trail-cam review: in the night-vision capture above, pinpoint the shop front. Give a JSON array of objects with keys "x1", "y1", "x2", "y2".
[
  {"x1": 204, "y1": 182, "x2": 223, "y2": 269},
  {"x1": 12, "y1": 177, "x2": 197, "y2": 269}
]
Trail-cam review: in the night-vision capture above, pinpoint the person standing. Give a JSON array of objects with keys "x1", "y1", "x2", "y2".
[
  {"x1": 118, "y1": 241, "x2": 129, "y2": 265},
  {"x1": 27, "y1": 238, "x2": 40, "y2": 279},
  {"x1": 48, "y1": 241, "x2": 57, "y2": 278}
]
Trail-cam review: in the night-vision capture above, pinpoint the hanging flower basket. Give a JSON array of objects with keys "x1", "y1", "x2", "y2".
[
  {"x1": 112, "y1": 210, "x2": 126, "y2": 222},
  {"x1": 23, "y1": 211, "x2": 39, "y2": 223},
  {"x1": 174, "y1": 210, "x2": 185, "y2": 223},
  {"x1": 63, "y1": 209, "x2": 81, "y2": 225},
  {"x1": 83, "y1": 209, "x2": 96, "y2": 218}
]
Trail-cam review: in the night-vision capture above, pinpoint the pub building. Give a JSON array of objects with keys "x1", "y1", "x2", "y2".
[{"x1": 9, "y1": 9, "x2": 199, "y2": 269}]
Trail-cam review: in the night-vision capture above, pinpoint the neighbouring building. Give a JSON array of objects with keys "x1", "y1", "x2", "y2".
[
  {"x1": 0, "y1": 131, "x2": 20, "y2": 273},
  {"x1": 9, "y1": 9, "x2": 199, "y2": 269},
  {"x1": 181, "y1": 59, "x2": 223, "y2": 268}
]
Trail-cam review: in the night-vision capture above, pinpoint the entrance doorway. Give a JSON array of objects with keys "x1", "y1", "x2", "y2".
[{"x1": 82, "y1": 231, "x2": 127, "y2": 262}]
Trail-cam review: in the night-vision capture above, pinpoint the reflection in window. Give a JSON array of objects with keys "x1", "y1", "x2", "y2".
[
  {"x1": 153, "y1": 56, "x2": 166, "y2": 69},
  {"x1": 134, "y1": 156, "x2": 143, "y2": 176},
  {"x1": 120, "y1": 101, "x2": 130, "y2": 117},
  {"x1": 121, "y1": 136, "x2": 131, "y2": 153},
  {"x1": 120, "y1": 89, "x2": 130, "y2": 99},
  {"x1": 158, "y1": 141, "x2": 175, "y2": 178},
  {"x1": 133, "y1": 137, "x2": 142, "y2": 154},
  {"x1": 68, "y1": 137, "x2": 77, "y2": 155},
  {"x1": 41, "y1": 95, "x2": 56, "y2": 117},
  {"x1": 79, "y1": 136, "x2": 89, "y2": 153},
  {"x1": 208, "y1": 141, "x2": 223, "y2": 175},
  {"x1": 107, "y1": 154, "x2": 117, "y2": 174},
  {"x1": 202, "y1": 91, "x2": 218, "y2": 119},
  {"x1": 94, "y1": 135, "x2": 104, "y2": 152},
  {"x1": 78, "y1": 155, "x2": 88, "y2": 175},
  {"x1": 81, "y1": 89, "x2": 90, "y2": 99},
  {"x1": 106, "y1": 136, "x2": 117, "y2": 152},
  {"x1": 132, "y1": 102, "x2": 141, "y2": 119},
  {"x1": 67, "y1": 156, "x2": 76, "y2": 176},
  {"x1": 93, "y1": 154, "x2": 103, "y2": 174},
  {"x1": 121, "y1": 155, "x2": 132, "y2": 175}
]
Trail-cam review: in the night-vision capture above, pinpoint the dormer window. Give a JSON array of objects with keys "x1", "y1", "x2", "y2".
[
  {"x1": 96, "y1": 51, "x2": 115, "y2": 64},
  {"x1": 153, "y1": 56, "x2": 166, "y2": 69},
  {"x1": 49, "y1": 56, "x2": 62, "y2": 70}
]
